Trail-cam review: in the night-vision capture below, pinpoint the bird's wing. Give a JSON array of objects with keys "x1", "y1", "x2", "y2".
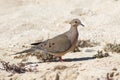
[{"x1": 32, "y1": 34, "x2": 72, "y2": 53}]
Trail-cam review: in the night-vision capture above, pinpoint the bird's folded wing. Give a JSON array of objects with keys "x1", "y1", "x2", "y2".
[{"x1": 32, "y1": 35, "x2": 72, "y2": 53}]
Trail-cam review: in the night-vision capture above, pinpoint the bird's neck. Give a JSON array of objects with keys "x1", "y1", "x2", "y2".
[
  {"x1": 69, "y1": 26, "x2": 78, "y2": 32},
  {"x1": 67, "y1": 26, "x2": 79, "y2": 43}
]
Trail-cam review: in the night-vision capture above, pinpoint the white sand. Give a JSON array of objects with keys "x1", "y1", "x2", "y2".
[{"x1": 0, "y1": 0, "x2": 120, "y2": 80}]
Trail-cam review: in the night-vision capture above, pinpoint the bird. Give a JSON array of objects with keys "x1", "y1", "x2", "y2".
[{"x1": 13, "y1": 19, "x2": 84, "y2": 61}]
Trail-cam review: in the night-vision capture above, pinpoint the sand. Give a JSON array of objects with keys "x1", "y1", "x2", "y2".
[{"x1": 0, "y1": 0, "x2": 120, "y2": 80}]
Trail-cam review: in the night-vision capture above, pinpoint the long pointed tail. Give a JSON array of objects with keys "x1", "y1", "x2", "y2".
[{"x1": 11, "y1": 48, "x2": 35, "y2": 55}]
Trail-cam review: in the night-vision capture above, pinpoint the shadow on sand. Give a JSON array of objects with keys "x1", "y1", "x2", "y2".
[
  {"x1": 25, "y1": 57, "x2": 95, "y2": 65},
  {"x1": 63, "y1": 57, "x2": 95, "y2": 62}
]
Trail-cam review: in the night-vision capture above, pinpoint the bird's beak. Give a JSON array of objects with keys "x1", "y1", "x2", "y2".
[{"x1": 80, "y1": 23, "x2": 85, "y2": 27}]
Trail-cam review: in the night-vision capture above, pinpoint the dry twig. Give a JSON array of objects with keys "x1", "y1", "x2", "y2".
[{"x1": 0, "y1": 61, "x2": 38, "y2": 74}]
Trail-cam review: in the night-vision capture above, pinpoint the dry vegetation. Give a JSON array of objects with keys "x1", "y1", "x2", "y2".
[
  {"x1": 93, "y1": 50, "x2": 109, "y2": 58},
  {"x1": 73, "y1": 39, "x2": 99, "y2": 52},
  {"x1": 0, "y1": 61, "x2": 38, "y2": 74},
  {"x1": 78, "y1": 40, "x2": 99, "y2": 48},
  {"x1": 104, "y1": 43, "x2": 120, "y2": 53},
  {"x1": 14, "y1": 51, "x2": 59, "y2": 62}
]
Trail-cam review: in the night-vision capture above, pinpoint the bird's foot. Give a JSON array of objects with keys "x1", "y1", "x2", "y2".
[{"x1": 59, "y1": 57, "x2": 64, "y2": 62}]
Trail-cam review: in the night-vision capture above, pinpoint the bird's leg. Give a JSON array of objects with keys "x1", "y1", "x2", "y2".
[{"x1": 59, "y1": 57, "x2": 64, "y2": 62}]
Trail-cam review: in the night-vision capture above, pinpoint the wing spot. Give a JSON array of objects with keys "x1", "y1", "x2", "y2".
[
  {"x1": 49, "y1": 45, "x2": 51, "y2": 47},
  {"x1": 52, "y1": 43, "x2": 55, "y2": 45},
  {"x1": 49, "y1": 43, "x2": 51, "y2": 47}
]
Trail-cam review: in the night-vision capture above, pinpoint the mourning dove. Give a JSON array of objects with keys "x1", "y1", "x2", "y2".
[{"x1": 13, "y1": 19, "x2": 84, "y2": 61}]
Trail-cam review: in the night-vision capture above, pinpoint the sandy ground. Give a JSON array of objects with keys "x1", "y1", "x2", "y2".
[{"x1": 0, "y1": 0, "x2": 120, "y2": 80}]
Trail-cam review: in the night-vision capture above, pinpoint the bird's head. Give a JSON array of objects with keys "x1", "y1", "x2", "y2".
[{"x1": 69, "y1": 19, "x2": 84, "y2": 27}]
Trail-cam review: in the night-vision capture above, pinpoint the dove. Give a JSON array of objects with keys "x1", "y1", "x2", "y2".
[{"x1": 13, "y1": 19, "x2": 84, "y2": 61}]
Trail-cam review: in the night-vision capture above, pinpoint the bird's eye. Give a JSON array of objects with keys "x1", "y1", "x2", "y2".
[{"x1": 75, "y1": 21, "x2": 77, "y2": 23}]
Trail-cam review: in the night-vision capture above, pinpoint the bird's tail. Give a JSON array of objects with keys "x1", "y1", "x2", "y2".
[{"x1": 11, "y1": 48, "x2": 35, "y2": 55}]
